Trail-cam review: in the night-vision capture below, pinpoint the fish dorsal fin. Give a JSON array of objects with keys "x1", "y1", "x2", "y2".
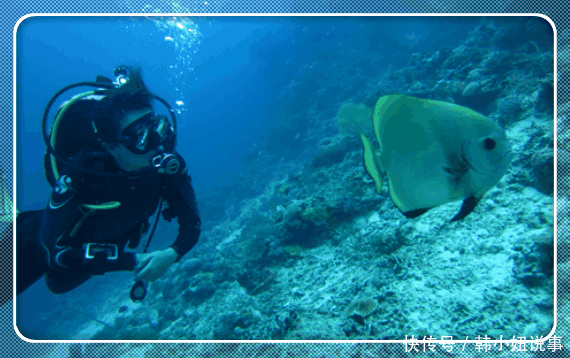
[
  {"x1": 372, "y1": 96, "x2": 391, "y2": 152},
  {"x1": 360, "y1": 134, "x2": 384, "y2": 193}
]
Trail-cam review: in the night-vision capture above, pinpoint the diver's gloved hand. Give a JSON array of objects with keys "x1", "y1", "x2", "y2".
[{"x1": 134, "y1": 248, "x2": 178, "y2": 282}]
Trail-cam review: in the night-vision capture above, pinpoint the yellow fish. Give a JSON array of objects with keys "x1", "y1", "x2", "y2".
[{"x1": 361, "y1": 95, "x2": 512, "y2": 221}]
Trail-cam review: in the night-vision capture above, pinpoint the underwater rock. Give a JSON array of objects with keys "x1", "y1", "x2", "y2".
[
  {"x1": 114, "y1": 310, "x2": 131, "y2": 331},
  {"x1": 120, "y1": 325, "x2": 159, "y2": 340},
  {"x1": 348, "y1": 313, "x2": 365, "y2": 326},
  {"x1": 264, "y1": 235, "x2": 286, "y2": 261},
  {"x1": 235, "y1": 308, "x2": 262, "y2": 330},
  {"x1": 480, "y1": 50, "x2": 513, "y2": 74},
  {"x1": 235, "y1": 214, "x2": 282, "y2": 263},
  {"x1": 335, "y1": 102, "x2": 373, "y2": 139},
  {"x1": 466, "y1": 67, "x2": 484, "y2": 81},
  {"x1": 310, "y1": 135, "x2": 359, "y2": 169},
  {"x1": 345, "y1": 297, "x2": 378, "y2": 318},
  {"x1": 148, "y1": 308, "x2": 160, "y2": 328},
  {"x1": 236, "y1": 264, "x2": 277, "y2": 296},
  {"x1": 182, "y1": 280, "x2": 216, "y2": 305},
  {"x1": 512, "y1": 239, "x2": 554, "y2": 287},
  {"x1": 279, "y1": 202, "x2": 306, "y2": 240},
  {"x1": 361, "y1": 225, "x2": 405, "y2": 255},
  {"x1": 535, "y1": 81, "x2": 554, "y2": 114},
  {"x1": 180, "y1": 258, "x2": 203, "y2": 277},
  {"x1": 440, "y1": 45, "x2": 484, "y2": 75},
  {"x1": 213, "y1": 312, "x2": 241, "y2": 339},
  {"x1": 496, "y1": 95, "x2": 524, "y2": 127},
  {"x1": 211, "y1": 265, "x2": 236, "y2": 284},
  {"x1": 371, "y1": 265, "x2": 397, "y2": 289},
  {"x1": 532, "y1": 149, "x2": 554, "y2": 195},
  {"x1": 461, "y1": 81, "x2": 481, "y2": 97},
  {"x1": 425, "y1": 48, "x2": 451, "y2": 69},
  {"x1": 161, "y1": 280, "x2": 177, "y2": 301},
  {"x1": 162, "y1": 305, "x2": 178, "y2": 324},
  {"x1": 271, "y1": 310, "x2": 298, "y2": 339},
  {"x1": 250, "y1": 268, "x2": 276, "y2": 295},
  {"x1": 407, "y1": 80, "x2": 430, "y2": 95},
  {"x1": 341, "y1": 321, "x2": 360, "y2": 337},
  {"x1": 270, "y1": 206, "x2": 285, "y2": 224},
  {"x1": 278, "y1": 199, "x2": 332, "y2": 246}
]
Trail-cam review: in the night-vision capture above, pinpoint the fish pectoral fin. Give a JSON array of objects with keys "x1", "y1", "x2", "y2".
[
  {"x1": 443, "y1": 164, "x2": 469, "y2": 186},
  {"x1": 443, "y1": 163, "x2": 468, "y2": 176},
  {"x1": 445, "y1": 152, "x2": 470, "y2": 180},
  {"x1": 443, "y1": 166, "x2": 457, "y2": 175},
  {"x1": 450, "y1": 193, "x2": 484, "y2": 222}
]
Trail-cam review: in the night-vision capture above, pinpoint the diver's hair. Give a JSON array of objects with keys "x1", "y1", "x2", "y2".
[
  {"x1": 108, "y1": 66, "x2": 152, "y2": 112},
  {"x1": 91, "y1": 66, "x2": 154, "y2": 141},
  {"x1": 52, "y1": 65, "x2": 156, "y2": 156}
]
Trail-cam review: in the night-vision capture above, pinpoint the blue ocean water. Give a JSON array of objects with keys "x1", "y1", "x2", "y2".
[{"x1": 14, "y1": 16, "x2": 553, "y2": 341}]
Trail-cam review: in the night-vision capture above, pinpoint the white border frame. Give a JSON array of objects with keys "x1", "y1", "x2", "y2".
[{"x1": 12, "y1": 13, "x2": 558, "y2": 345}]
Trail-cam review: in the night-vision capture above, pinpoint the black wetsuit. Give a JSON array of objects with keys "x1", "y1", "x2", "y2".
[{"x1": 15, "y1": 148, "x2": 201, "y2": 296}]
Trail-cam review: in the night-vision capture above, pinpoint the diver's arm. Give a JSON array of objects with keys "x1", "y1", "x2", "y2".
[{"x1": 164, "y1": 167, "x2": 201, "y2": 262}]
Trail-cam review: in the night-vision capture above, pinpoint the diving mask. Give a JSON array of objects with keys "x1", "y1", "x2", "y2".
[{"x1": 119, "y1": 112, "x2": 174, "y2": 154}]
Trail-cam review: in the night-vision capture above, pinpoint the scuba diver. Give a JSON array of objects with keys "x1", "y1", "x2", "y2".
[{"x1": 7, "y1": 66, "x2": 201, "y2": 307}]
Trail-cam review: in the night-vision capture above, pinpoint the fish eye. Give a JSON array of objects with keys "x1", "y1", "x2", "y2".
[{"x1": 484, "y1": 137, "x2": 496, "y2": 150}]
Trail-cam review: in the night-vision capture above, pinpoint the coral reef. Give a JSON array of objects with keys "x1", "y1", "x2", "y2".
[{"x1": 335, "y1": 102, "x2": 373, "y2": 139}]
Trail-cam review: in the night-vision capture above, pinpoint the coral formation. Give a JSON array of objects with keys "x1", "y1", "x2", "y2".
[{"x1": 335, "y1": 102, "x2": 373, "y2": 139}]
